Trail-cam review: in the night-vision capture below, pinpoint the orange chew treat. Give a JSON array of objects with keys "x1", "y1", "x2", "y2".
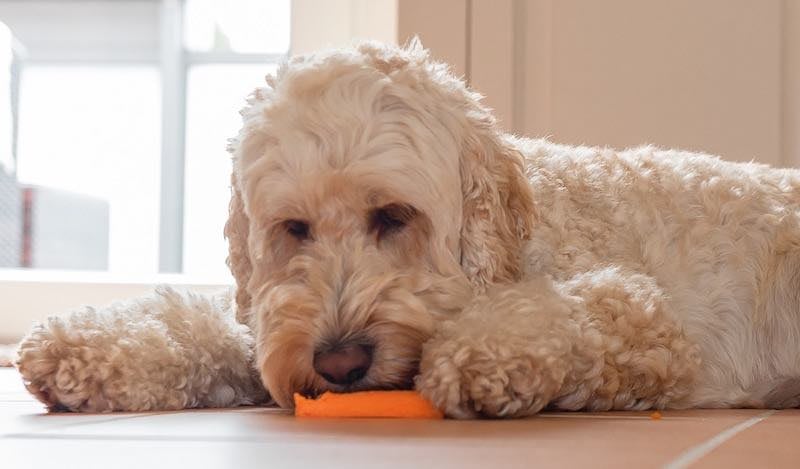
[{"x1": 294, "y1": 390, "x2": 444, "y2": 419}]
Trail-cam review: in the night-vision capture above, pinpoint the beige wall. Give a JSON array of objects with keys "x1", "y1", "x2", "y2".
[
  {"x1": 290, "y1": 0, "x2": 397, "y2": 55},
  {"x1": 397, "y1": 0, "x2": 468, "y2": 77},
  {"x1": 784, "y1": 0, "x2": 800, "y2": 167},
  {"x1": 395, "y1": 0, "x2": 800, "y2": 167},
  {"x1": 525, "y1": 0, "x2": 784, "y2": 165}
]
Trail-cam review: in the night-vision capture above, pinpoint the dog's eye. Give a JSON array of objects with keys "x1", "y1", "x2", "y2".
[
  {"x1": 369, "y1": 203, "x2": 416, "y2": 239},
  {"x1": 284, "y1": 219, "x2": 310, "y2": 241}
]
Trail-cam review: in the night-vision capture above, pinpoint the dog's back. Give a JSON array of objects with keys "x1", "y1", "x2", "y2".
[{"x1": 515, "y1": 137, "x2": 800, "y2": 407}]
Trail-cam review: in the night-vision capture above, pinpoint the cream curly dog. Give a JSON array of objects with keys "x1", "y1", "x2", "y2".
[{"x1": 15, "y1": 41, "x2": 800, "y2": 417}]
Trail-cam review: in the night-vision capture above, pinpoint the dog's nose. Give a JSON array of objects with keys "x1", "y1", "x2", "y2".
[{"x1": 314, "y1": 344, "x2": 373, "y2": 385}]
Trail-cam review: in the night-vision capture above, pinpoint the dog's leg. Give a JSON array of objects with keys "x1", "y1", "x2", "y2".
[
  {"x1": 15, "y1": 287, "x2": 267, "y2": 412},
  {"x1": 416, "y1": 267, "x2": 701, "y2": 418}
]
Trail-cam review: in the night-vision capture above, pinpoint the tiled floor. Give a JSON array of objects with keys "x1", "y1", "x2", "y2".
[{"x1": 0, "y1": 368, "x2": 797, "y2": 469}]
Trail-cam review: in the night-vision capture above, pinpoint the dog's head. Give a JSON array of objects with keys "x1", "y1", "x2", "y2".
[{"x1": 225, "y1": 41, "x2": 535, "y2": 407}]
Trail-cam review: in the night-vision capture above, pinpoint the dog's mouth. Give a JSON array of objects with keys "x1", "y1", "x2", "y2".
[{"x1": 297, "y1": 367, "x2": 418, "y2": 400}]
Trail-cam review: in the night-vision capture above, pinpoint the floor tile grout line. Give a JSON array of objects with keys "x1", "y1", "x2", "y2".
[
  {"x1": 0, "y1": 410, "x2": 183, "y2": 438},
  {"x1": 662, "y1": 409, "x2": 776, "y2": 469},
  {"x1": 2, "y1": 433, "x2": 272, "y2": 443},
  {"x1": 536, "y1": 414, "x2": 728, "y2": 421}
]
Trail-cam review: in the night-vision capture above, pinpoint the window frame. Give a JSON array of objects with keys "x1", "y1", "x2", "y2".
[
  {"x1": 0, "y1": 0, "x2": 287, "y2": 278},
  {"x1": 159, "y1": 0, "x2": 286, "y2": 273}
]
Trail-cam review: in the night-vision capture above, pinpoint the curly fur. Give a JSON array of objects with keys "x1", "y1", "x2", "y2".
[
  {"x1": 417, "y1": 270, "x2": 701, "y2": 418},
  {"x1": 16, "y1": 288, "x2": 265, "y2": 411},
  {"x1": 15, "y1": 40, "x2": 800, "y2": 417}
]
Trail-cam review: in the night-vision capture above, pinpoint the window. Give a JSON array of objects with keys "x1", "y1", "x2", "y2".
[
  {"x1": 0, "y1": 0, "x2": 290, "y2": 281},
  {"x1": 183, "y1": 63, "x2": 278, "y2": 276},
  {"x1": 17, "y1": 66, "x2": 162, "y2": 273}
]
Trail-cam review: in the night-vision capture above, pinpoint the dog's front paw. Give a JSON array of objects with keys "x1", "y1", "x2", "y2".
[
  {"x1": 16, "y1": 290, "x2": 267, "y2": 413},
  {"x1": 15, "y1": 306, "x2": 189, "y2": 413},
  {"x1": 415, "y1": 280, "x2": 589, "y2": 419},
  {"x1": 415, "y1": 321, "x2": 569, "y2": 419},
  {"x1": 15, "y1": 317, "x2": 102, "y2": 412}
]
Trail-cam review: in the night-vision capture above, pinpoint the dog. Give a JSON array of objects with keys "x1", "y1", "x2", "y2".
[{"x1": 15, "y1": 41, "x2": 800, "y2": 418}]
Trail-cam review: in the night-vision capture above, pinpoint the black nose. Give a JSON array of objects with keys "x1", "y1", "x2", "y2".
[{"x1": 313, "y1": 344, "x2": 373, "y2": 385}]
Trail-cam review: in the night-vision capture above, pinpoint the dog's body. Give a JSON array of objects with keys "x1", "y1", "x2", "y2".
[
  {"x1": 15, "y1": 42, "x2": 800, "y2": 417},
  {"x1": 512, "y1": 138, "x2": 800, "y2": 411}
]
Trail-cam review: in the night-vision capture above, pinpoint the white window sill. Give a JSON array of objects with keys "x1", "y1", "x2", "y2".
[
  {"x1": 0, "y1": 268, "x2": 233, "y2": 285},
  {"x1": 0, "y1": 268, "x2": 233, "y2": 344}
]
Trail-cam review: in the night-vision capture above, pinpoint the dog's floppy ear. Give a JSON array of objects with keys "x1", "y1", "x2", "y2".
[
  {"x1": 224, "y1": 171, "x2": 253, "y2": 325},
  {"x1": 459, "y1": 121, "x2": 536, "y2": 289},
  {"x1": 225, "y1": 83, "x2": 274, "y2": 326},
  {"x1": 359, "y1": 40, "x2": 536, "y2": 288}
]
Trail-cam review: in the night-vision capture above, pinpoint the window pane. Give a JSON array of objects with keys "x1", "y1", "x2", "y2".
[
  {"x1": 15, "y1": 66, "x2": 161, "y2": 273},
  {"x1": 183, "y1": 0, "x2": 290, "y2": 54},
  {"x1": 183, "y1": 63, "x2": 276, "y2": 280},
  {"x1": 0, "y1": 23, "x2": 14, "y2": 173}
]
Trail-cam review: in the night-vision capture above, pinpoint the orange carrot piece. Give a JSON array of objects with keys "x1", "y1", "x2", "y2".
[{"x1": 294, "y1": 390, "x2": 444, "y2": 419}]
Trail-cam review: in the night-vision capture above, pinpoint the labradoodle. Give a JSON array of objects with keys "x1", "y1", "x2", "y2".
[{"x1": 15, "y1": 41, "x2": 800, "y2": 417}]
